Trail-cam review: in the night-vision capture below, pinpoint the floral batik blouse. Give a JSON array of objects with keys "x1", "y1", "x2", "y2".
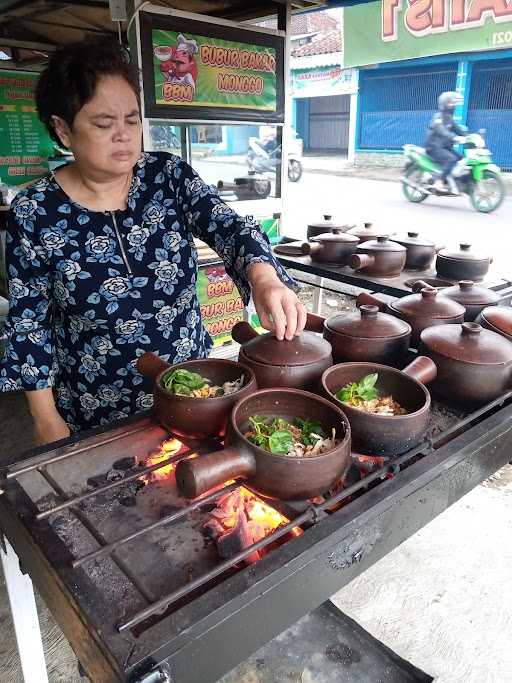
[{"x1": 0, "y1": 151, "x2": 294, "y2": 433}]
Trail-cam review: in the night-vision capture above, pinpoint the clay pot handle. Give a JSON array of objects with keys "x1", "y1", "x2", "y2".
[
  {"x1": 301, "y1": 242, "x2": 312, "y2": 256},
  {"x1": 175, "y1": 448, "x2": 255, "y2": 499},
  {"x1": 136, "y1": 352, "x2": 171, "y2": 382},
  {"x1": 356, "y1": 292, "x2": 387, "y2": 311},
  {"x1": 350, "y1": 253, "x2": 375, "y2": 271},
  {"x1": 231, "y1": 321, "x2": 259, "y2": 345},
  {"x1": 305, "y1": 312, "x2": 326, "y2": 333},
  {"x1": 402, "y1": 356, "x2": 437, "y2": 385},
  {"x1": 411, "y1": 280, "x2": 434, "y2": 293}
]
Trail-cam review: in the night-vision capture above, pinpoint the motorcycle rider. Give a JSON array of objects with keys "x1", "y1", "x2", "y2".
[{"x1": 425, "y1": 91, "x2": 466, "y2": 193}]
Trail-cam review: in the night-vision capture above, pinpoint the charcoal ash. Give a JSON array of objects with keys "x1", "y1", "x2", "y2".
[{"x1": 113, "y1": 456, "x2": 136, "y2": 471}]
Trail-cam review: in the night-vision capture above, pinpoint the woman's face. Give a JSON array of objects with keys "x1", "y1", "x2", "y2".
[{"x1": 54, "y1": 75, "x2": 142, "y2": 177}]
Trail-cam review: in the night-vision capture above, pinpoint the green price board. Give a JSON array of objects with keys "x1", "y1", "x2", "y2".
[{"x1": 0, "y1": 70, "x2": 54, "y2": 187}]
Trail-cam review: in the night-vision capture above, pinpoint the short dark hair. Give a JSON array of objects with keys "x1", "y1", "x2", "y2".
[{"x1": 36, "y1": 38, "x2": 140, "y2": 146}]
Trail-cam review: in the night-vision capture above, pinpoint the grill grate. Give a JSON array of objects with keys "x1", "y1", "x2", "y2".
[{"x1": 3, "y1": 390, "x2": 511, "y2": 636}]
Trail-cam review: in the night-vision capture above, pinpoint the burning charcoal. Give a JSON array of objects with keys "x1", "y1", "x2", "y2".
[
  {"x1": 119, "y1": 496, "x2": 137, "y2": 507},
  {"x1": 86, "y1": 475, "x2": 107, "y2": 488},
  {"x1": 106, "y1": 469, "x2": 124, "y2": 482},
  {"x1": 203, "y1": 518, "x2": 226, "y2": 538},
  {"x1": 217, "y1": 509, "x2": 260, "y2": 564},
  {"x1": 344, "y1": 463, "x2": 362, "y2": 486},
  {"x1": 113, "y1": 456, "x2": 135, "y2": 471}
]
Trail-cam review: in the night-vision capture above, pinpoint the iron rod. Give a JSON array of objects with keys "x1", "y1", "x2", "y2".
[
  {"x1": 38, "y1": 469, "x2": 156, "y2": 604},
  {"x1": 117, "y1": 508, "x2": 314, "y2": 632},
  {"x1": 6, "y1": 422, "x2": 152, "y2": 479},
  {"x1": 71, "y1": 482, "x2": 240, "y2": 569},
  {"x1": 35, "y1": 448, "x2": 190, "y2": 521}
]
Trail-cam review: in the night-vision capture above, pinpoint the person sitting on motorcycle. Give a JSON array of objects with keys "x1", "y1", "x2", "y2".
[{"x1": 425, "y1": 91, "x2": 466, "y2": 193}]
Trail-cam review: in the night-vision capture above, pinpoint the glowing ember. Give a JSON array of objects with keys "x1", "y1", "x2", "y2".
[
  {"x1": 204, "y1": 487, "x2": 302, "y2": 564},
  {"x1": 142, "y1": 438, "x2": 183, "y2": 483}
]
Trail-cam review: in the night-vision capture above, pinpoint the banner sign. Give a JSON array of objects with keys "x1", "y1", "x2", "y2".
[
  {"x1": 197, "y1": 265, "x2": 244, "y2": 346},
  {"x1": 140, "y1": 10, "x2": 285, "y2": 123},
  {"x1": 0, "y1": 70, "x2": 54, "y2": 187},
  {"x1": 291, "y1": 66, "x2": 357, "y2": 97},
  {"x1": 344, "y1": 1, "x2": 512, "y2": 68}
]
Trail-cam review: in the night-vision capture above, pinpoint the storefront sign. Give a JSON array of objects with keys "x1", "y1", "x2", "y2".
[
  {"x1": 344, "y1": 0, "x2": 512, "y2": 67},
  {"x1": 291, "y1": 66, "x2": 357, "y2": 97},
  {"x1": 197, "y1": 265, "x2": 244, "y2": 346},
  {"x1": 140, "y1": 10, "x2": 285, "y2": 123},
  {"x1": 0, "y1": 70, "x2": 54, "y2": 187}
]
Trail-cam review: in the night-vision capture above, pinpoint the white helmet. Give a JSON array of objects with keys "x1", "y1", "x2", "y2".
[{"x1": 438, "y1": 91, "x2": 463, "y2": 112}]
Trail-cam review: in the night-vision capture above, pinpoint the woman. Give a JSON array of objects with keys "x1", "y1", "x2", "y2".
[{"x1": 0, "y1": 40, "x2": 306, "y2": 445}]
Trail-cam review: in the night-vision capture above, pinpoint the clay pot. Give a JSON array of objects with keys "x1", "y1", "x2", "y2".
[
  {"x1": 347, "y1": 222, "x2": 392, "y2": 243},
  {"x1": 436, "y1": 243, "x2": 492, "y2": 281},
  {"x1": 358, "y1": 289, "x2": 465, "y2": 346},
  {"x1": 175, "y1": 388, "x2": 351, "y2": 500},
  {"x1": 349, "y1": 236, "x2": 407, "y2": 278},
  {"x1": 307, "y1": 215, "x2": 354, "y2": 240},
  {"x1": 321, "y1": 357, "x2": 437, "y2": 457},
  {"x1": 306, "y1": 306, "x2": 411, "y2": 366},
  {"x1": 438, "y1": 280, "x2": 500, "y2": 321},
  {"x1": 419, "y1": 322, "x2": 512, "y2": 406},
  {"x1": 301, "y1": 232, "x2": 359, "y2": 265},
  {"x1": 393, "y1": 231, "x2": 437, "y2": 271},
  {"x1": 136, "y1": 354, "x2": 257, "y2": 439},
  {"x1": 231, "y1": 321, "x2": 332, "y2": 391},
  {"x1": 476, "y1": 306, "x2": 512, "y2": 342}
]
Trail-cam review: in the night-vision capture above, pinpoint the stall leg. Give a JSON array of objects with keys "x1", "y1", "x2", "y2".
[
  {"x1": 312, "y1": 276, "x2": 324, "y2": 314},
  {"x1": 0, "y1": 537, "x2": 49, "y2": 683}
]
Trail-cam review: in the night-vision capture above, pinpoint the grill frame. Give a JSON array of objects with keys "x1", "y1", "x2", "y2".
[{"x1": 1, "y1": 395, "x2": 512, "y2": 683}]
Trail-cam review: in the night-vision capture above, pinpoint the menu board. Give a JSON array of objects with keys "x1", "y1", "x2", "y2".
[{"x1": 0, "y1": 70, "x2": 54, "y2": 187}]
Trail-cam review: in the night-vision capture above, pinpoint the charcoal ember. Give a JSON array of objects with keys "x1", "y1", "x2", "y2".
[
  {"x1": 203, "y1": 518, "x2": 226, "y2": 538},
  {"x1": 106, "y1": 469, "x2": 124, "y2": 482},
  {"x1": 217, "y1": 511, "x2": 260, "y2": 563},
  {"x1": 113, "y1": 456, "x2": 135, "y2": 471},
  {"x1": 87, "y1": 475, "x2": 107, "y2": 488},
  {"x1": 119, "y1": 496, "x2": 137, "y2": 508}
]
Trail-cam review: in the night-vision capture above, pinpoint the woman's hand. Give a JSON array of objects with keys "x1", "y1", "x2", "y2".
[
  {"x1": 33, "y1": 412, "x2": 71, "y2": 446},
  {"x1": 248, "y1": 263, "x2": 307, "y2": 340}
]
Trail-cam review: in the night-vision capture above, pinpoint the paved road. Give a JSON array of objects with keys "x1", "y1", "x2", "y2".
[{"x1": 195, "y1": 160, "x2": 512, "y2": 280}]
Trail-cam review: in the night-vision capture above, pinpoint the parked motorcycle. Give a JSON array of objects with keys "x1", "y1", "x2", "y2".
[
  {"x1": 402, "y1": 132, "x2": 505, "y2": 213},
  {"x1": 247, "y1": 132, "x2": 303, "y2": 182}
]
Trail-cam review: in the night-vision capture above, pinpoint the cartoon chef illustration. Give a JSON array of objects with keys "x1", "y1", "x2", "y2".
[{"x1": 154, "y1": 33, "x2": 199, "y2": 95}]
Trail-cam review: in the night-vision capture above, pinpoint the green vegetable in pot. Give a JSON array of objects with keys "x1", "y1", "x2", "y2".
[
  {"x1": 246, "y1": 415, "x2": 334, "y2": 457},
  {"x1": 336, "y1": 373, "x2": 379, "y2": 403},
  {"x1": 162, "y1": 368, "x2": 209, "y2": 394},
  {"x1": 268, "y1": 430, "x2": 294, "y2": 455}
]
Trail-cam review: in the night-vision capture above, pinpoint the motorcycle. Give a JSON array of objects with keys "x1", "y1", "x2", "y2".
[
  {"x1": 402, "y1": 132, "x2": 505, "y2": 213},
  {"x1": 247, "y1": 134, "x2": 303, "y2": 182}
]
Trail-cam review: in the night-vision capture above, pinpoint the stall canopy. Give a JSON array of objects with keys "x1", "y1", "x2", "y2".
[{"x1": 0, "y1": 0, "x2": 326, "y2": 69}]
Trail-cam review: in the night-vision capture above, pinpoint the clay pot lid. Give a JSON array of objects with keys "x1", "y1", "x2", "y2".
[
  {"x1": 347, "y1": 222, "x2": 389, "y2": 239},
  {"x1": 307, "y1": 215, "x2": 348, "y2": 231},
  {"x1": 420, "y1": 322, "x2": 512, "y2": 365},
  {"x1": 479, "y1": 306, "x2": 512, "y2": 337},
  {"x1": 311, "y1": 232, "x2": 359, "y2": 244},
  {"x1": 325, "y1": 305, "x2": 411, "y2": 339},
  {"x1": 391, "y1": 287, "x2": 465, "y2": 318},
  {"x1": 241, "y1": 330, "x2": 332, "y2": 366},
  {"x1": 438, "y1": 243, "x2": 490, "y2": 262},
  {"x1": 357, "y1": 236, "x2": 406, "y2": 253},
  {"x1": 394, "y1": 231, "x2": 435, "y2": 248},
  {"x1": 442, "y1": 280, "x2": 500, "y2": 306}
]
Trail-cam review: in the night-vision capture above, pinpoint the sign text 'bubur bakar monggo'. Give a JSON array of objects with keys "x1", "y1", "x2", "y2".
[
  {"x1": 344, "y1": 0, "x2": 512, "y2": 67},
  {"x1": 152, "y1": 30, "x2": 277, "y2": 111}
]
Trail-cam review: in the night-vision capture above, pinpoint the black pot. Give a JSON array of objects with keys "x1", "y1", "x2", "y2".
[
  {"x1": 436, "y1": 243, "x2": 492, "y2": 281},
  {"x1": 393, "y1": 232, "x2": 437, "y2": 271}
]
